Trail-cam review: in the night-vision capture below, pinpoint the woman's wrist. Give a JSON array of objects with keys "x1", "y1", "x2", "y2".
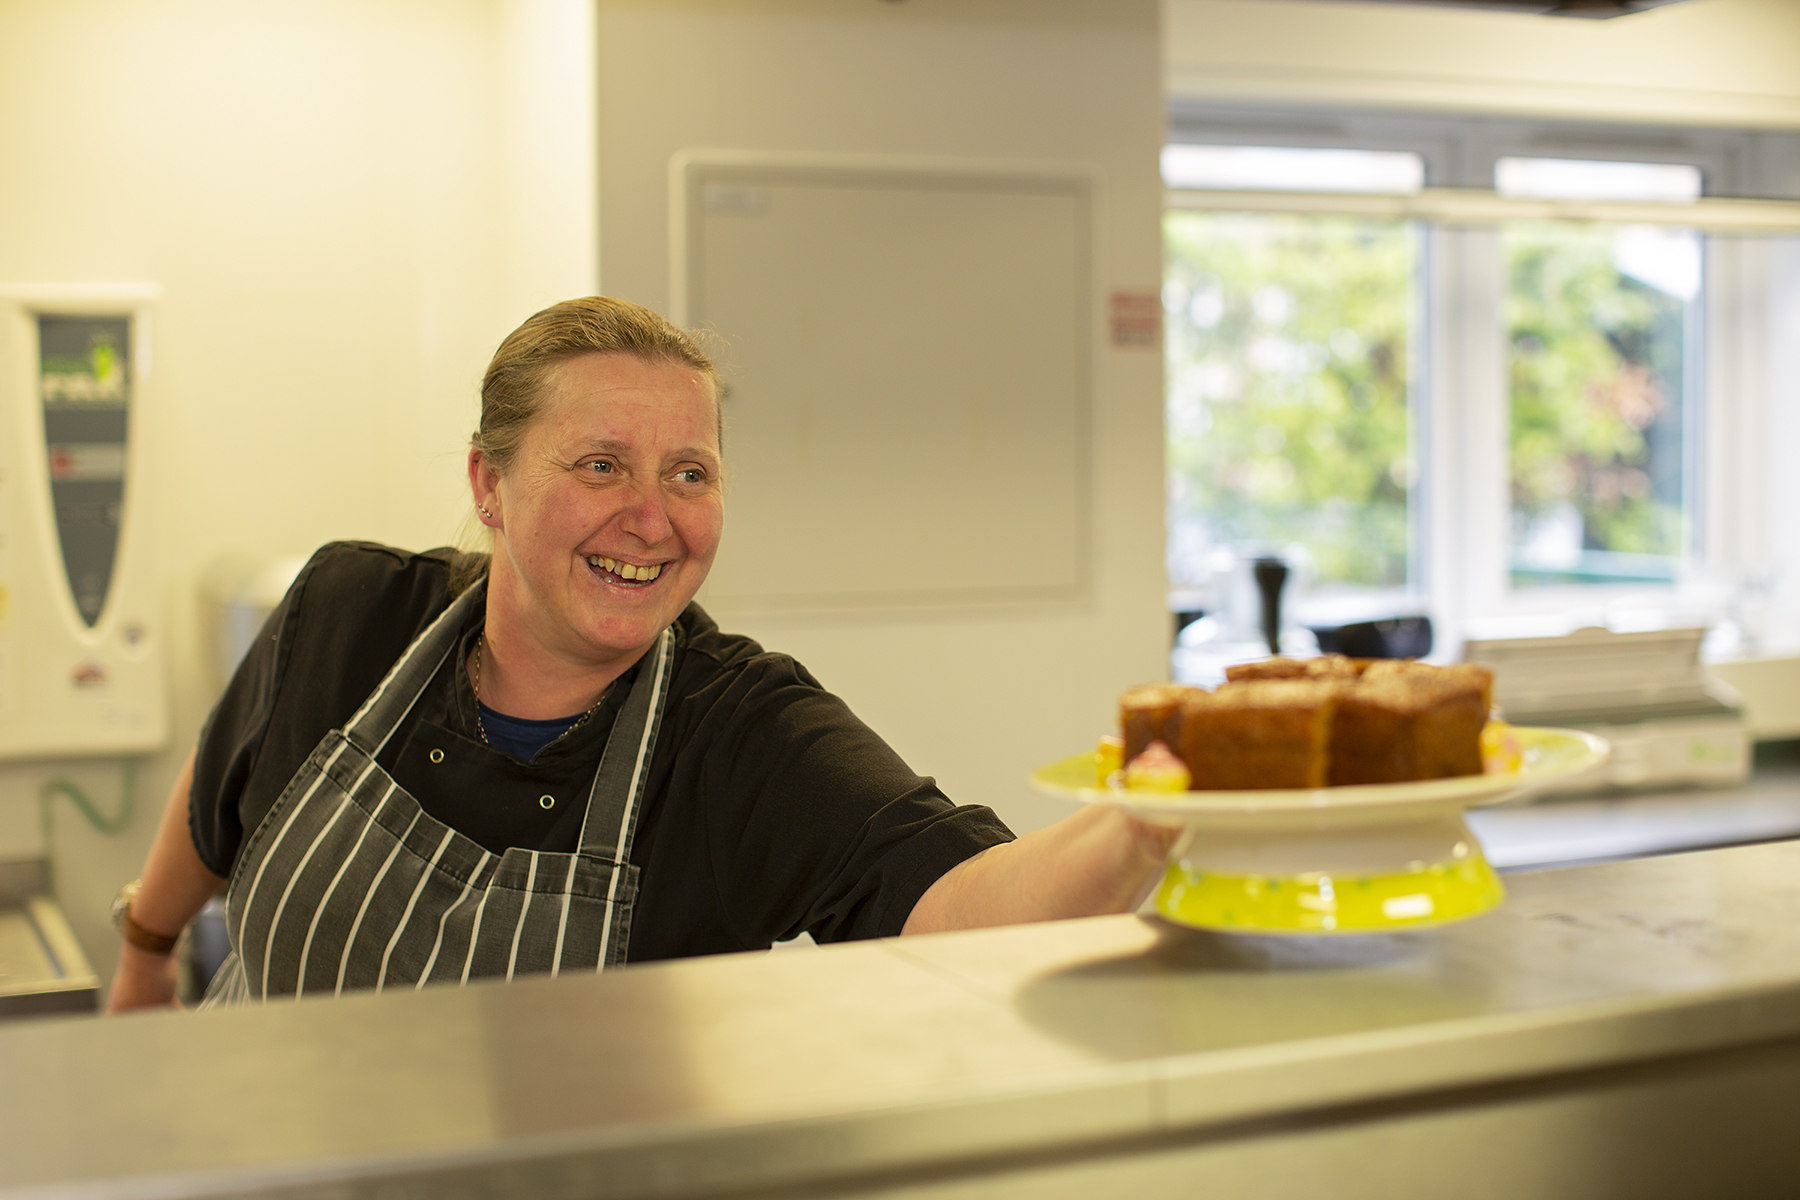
[
  {"x1": 116, "y1": 939, "x2": 179, "y2": 970},
  {"x1": 111, "y1": 880, "x2": 182, "y2": 955}
]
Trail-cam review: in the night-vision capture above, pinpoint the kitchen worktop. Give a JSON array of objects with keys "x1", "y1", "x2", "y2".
[
  {"x1": 1472, "y1": 760, "x2": 1800, "y2": 869},
  {"x1": 6, "y1": 840, "x2": 1800, "y2": 1199}
]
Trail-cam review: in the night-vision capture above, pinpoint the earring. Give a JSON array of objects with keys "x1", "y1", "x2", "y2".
[{"x1": 477, "y1": 504, "x2": 494, "y2": 519}]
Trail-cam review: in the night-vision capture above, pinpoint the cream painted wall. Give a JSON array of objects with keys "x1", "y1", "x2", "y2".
[
  {"x1": 594, "y1": 0, "x2": 1169, "y2": 837},
  {"x1": 0, "y1": 0, "x2": 596, "y2": 990},
  {"x1": 1167, "y1": 0, "x2": 1800, "y2": 129}
]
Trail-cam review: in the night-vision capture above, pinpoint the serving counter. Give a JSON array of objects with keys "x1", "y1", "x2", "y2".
[{"x1": 6, "y1": 839, "x2": 1800, "y2": 1199}]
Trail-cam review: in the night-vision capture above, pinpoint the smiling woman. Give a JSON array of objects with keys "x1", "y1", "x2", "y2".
[
  {"x1": 105, "y1": 297, "x2": 1174, "y2": 1011},
  {"x1": 470, "y1": 347, "x2": 725, "y2": 718}
]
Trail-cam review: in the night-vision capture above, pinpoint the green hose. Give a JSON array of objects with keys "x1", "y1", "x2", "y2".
[{"x1": 40, "y1": 759, "x2": 137, "y2": 839}]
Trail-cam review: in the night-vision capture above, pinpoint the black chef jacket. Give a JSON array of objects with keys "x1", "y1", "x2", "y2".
[{"x1": 189, "y1": 542, "x2": 1015, "y2": 961}]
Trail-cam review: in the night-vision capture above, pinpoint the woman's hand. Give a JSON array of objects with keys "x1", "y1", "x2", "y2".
[
  {"x1": 106, "y1": 943, "x2": 180, "y2": 1013},
  {"x1": 901, "y1": 804, "x2": 1180, "y2": 936},
  {"x1": 105, "y1": 747, "x2": 226, "y2": 1014}
]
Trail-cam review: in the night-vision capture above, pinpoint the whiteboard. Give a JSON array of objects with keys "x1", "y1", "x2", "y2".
[{"x1": 674, "y1": 156, "x2": 1092, "y2": 612}]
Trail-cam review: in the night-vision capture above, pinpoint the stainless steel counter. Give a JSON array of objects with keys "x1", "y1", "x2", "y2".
[
  {"x1": 6, "y1": 840, "x2": 1800, "y2": 1199},
  {"x1": 1471, "y1": 761, "x2": 1800, "y2": 870},
  {"x1": 0, "y1": 858, "x2": 98, "y2": 1020}
]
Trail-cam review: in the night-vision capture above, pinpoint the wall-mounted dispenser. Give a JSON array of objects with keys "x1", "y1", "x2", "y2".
[{"x1": 0, "y1": 285, "x2": 166, "y2": 759}]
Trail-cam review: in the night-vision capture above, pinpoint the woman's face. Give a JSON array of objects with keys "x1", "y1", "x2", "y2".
[{"x1": 480, "y1": 352, "x2": 723, "y2": 668}]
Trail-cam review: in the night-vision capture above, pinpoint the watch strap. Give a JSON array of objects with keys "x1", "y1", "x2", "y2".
[{"x1": 112, "y1": 880, "x2": 180, "y2": 955}]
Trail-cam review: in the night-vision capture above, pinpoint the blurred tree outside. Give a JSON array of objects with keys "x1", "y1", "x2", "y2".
[
  {"x1": 1506, "y1": 222, "x2": 1692, "y2": 586},
  {"x1": 1164, "y1": 211, "x2": 1415, "y2": 592},
  {"x1": 1164, "y1": 212, "x2": 1695, "y2": 599}
]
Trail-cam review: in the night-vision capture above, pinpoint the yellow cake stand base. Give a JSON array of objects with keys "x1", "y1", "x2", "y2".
[{"x1": 1153, "y1": 846, "x2": 1505, "y2": 934}]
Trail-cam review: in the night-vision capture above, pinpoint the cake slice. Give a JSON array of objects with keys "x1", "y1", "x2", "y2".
[
  {"x1": 1328, "y1": 661, "x2": 1493, "y2": 785},
  {"x1": 1118, "y1": 683, "x2": 1203, "y2": 765},
  {"x1": 1178, "y1": 679, "x2": 1339, "y2": 790},
  {"x1": 1306, "y1": 654, "x2": 1371, "y2": 680},
  {"x1": 1225, "y1": 654, "x2": 1367, "y2": 683},
  {"x1": 1224, "y1": 656, "x2": 1310, "y2": 682}
]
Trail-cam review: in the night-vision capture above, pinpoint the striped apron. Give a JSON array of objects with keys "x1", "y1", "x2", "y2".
[{"x1": 200, "y1": 581, "x2": 675, "y2": 1006}]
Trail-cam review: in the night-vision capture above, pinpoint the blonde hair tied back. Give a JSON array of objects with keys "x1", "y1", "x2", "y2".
[{"x1": 449, "y1": 297, "x2": 720, "y2": 596}]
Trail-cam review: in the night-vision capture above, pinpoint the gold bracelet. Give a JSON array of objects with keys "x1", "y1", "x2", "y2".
[{"x1": 111, "y1": 879, "x2": 180, "y2": 956}]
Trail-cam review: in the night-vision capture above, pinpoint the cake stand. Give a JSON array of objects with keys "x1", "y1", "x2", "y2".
[{"x1": 1029, "y1": 727, "x2": 1608, "y2": 934}]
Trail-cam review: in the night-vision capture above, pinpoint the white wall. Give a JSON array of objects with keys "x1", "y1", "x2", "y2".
[
  {"x1": 594, "y1": 0, "x2": 1169, "y2": 836},
  {"x1": 0, "y1": 0, "x2": 596, "y2": 989},
  {"x1": 1166, "y1": 0, "x2": 1800, "y2": 129}
]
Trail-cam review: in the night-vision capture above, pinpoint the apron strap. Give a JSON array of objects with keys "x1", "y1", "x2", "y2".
[
  {"x1": 578, "y1": 625, "x2": 677, "y2": 862},
  {"x1": 343, "y1": 577, "x2": 487, "y2": 757}
]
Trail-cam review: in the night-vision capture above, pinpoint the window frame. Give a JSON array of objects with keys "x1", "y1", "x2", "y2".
[{"x1": 1163, "y1": 107, "x2": 1800, "y2": 657}]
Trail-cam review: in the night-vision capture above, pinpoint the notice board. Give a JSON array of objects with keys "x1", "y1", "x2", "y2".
[{"x1": 673, "y1": 154, "x2": 1092, "y2": 612}]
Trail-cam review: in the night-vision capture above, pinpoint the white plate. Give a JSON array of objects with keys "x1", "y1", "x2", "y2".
[{"x1": 1029, "y1": 726, "x2": 1609, "y2": 831}]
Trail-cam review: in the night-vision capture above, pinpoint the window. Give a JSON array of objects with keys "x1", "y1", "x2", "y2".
[
  {"x1": 1162, "y1": 144, "x2": 1424, "y2": 195},
  {"x1": 1162, "y1": 113, "x2": 1800, "y2": 665},
  {"x1": 1495, "y1": 157, "x2": 1702, "y2": 204},
  {"x1": 1505, "y1": 219, "x2": 1698, "y2": 587},
  {"x1": 1165, "y1": 210, "x2": 1418, "y2": 594}
]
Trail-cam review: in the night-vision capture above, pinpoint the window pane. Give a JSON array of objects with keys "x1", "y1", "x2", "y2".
[
  {"x1": 1163, "y1": 145, "x2": 1424, "y2": 195},
  {"x1": 1165, "y1": 211, "x2": 1417, "y2": 593},
  {"x1": 1495, "y1": 157, "x2": 1702, "y2": 204},
  {"x1": 1506, "y1": 222, "x2": 1697, "y2": 587}
]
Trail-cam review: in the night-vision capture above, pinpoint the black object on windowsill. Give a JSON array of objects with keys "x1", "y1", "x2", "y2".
[
  {"x1": 1311, "y1": 616, "x2": 1433, "y2": 660},
  {"x1": 1252, "y1": 557, "x2": 1289, "y2": 656}
]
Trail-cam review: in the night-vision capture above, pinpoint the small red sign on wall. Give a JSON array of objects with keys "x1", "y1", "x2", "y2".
[{"x1": 1109, "y1": 291, "x2": 1162, "y2": 350}]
